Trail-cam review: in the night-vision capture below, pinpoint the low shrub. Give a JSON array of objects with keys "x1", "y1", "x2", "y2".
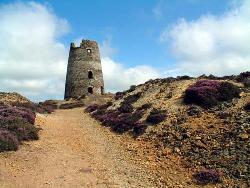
[
  {"x1": 85, "y1": 100, "x2": 146, "y2": 134},
  {"x1": 114, "y1": 92, "x2": 124, "y2": 100},
  {"x1": 137, "y1": 103, "x2": 152, "y2": 110},
  {"x1": 146, "y1": 108, "x2": 166, "y2": 124},
  {"x1": 39, "y1": 105, "x2": 55, "y2": 114},
  {"x1": 193, "y1": 169, "x2": 221, "y2": 185},
  {"x1": 184, "y1": 80, "x2": 220, "y2": 108},
  {"x1": 236, "y1": 71, "x2": 250, "y2": 82},
  {"x1": 118, "y1": 103, "x2": 133, "y2": 113},
  {"x1": 59, "y1": 101, "x2": 84, "y2": 109},
  {"x1": 133, "y1": 122, "x2": 148, "y2": 136},
  {"x1": 85, "y1": 104, "x2": 100, "y2": 113},
  {"x1": 0, "y1": 106, "x2": 36, "y2": 124},
  {"x1": 98, "y1": 101, "x2": 113, "y2": 110},
  {"x1": 0, "y1": 117, "x2": 39, "y2": 141},
  {"x1": 111, "y1": 110, "x2": 144, "y2": 133},
  {"x1": 184, "y1": 80, "x2": 240, "y2": 108},
  {"x1": 0, "y1": 129, "x2": 19, "y2": 152},
  {"x1": 123, "y1": 92, "x2": 142, "y2": 104},
  {"x1": 176, "y1": 75, "x2": 193, "y2": 80},
  {"x1": 127, "y1": 85, "x2": 136, "y2": 93},
  {"x1": 100, "y1": 110, "x2": 121, "y2": 127},
  {"x1": 218, "y1": 82, "x2": 240, "y2": 101},
  {"x1": 243, "y1": 78, "x2": 250, "y2": 87}
]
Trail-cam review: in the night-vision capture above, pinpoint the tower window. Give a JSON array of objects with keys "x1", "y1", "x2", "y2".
[
  {"x1": 88, "y1": 87, "x2": 93, "y2": 94},
  {"x1": 87, "y1": 49, "x2": 91, "y2": 53},
  {"x1": 101, "y1": 86, "x2": 104, "y2": 95},
  {"x1": 88, "y1": 71, "x2": 93, "y2": 79}
]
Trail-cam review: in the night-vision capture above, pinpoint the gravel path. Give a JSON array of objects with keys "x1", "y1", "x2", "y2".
[{"x1": 0, "y1": 108, "x2": 164, "y2": 188}]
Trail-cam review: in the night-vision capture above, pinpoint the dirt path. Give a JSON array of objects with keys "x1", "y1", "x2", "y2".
[{"x1": 0, "y1": 108, "x2": 168, "y2": 188}]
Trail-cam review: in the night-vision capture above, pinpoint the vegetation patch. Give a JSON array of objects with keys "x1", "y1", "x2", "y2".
[
  {"x1": 123, "y1": 92, "x2": 142, "y2": 104},
  {"x1": 0, "y1": 105, "x2": 39, "y2": 152},
  {"x1": 146, "y1": 108, "x2": 166, "y2": 124},
  {"x1": 137, "y1": 103, "x2": 152, "y2": 110},
  {"x1": 184, "y1": 80, "x2": 240, "y2": 108},
  {"x1": 118, "y1": 103, "x2": 133, "y2": 113},
  {"x1": 0, "y1": 129, "x2": 19, "y2": 152},
  {"x1": 193, "y1": 169, "x2": 221, "y2": 185}
]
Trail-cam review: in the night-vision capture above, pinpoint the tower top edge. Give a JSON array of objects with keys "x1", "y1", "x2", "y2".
[{"x1": 70, "y1": 39, "x2": 98, "y2": 49}]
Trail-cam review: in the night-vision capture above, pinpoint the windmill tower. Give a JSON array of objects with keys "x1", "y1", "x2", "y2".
[{"x1": 64, "y1": 39, "x2": 104, "y2": 99}]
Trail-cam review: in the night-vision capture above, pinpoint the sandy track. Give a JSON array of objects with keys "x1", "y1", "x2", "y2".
[{"x1": 0, "y1": 108, "x2": 162, "y2": 188}]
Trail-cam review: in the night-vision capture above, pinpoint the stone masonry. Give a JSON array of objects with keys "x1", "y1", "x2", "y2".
[{"x1": 64, "y1": 39, "x2": 104, "y2": 99}]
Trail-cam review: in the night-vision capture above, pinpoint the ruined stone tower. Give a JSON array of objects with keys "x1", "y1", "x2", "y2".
[{"x1": 64, "y1": 39, "x2": 104, "y2": 99}]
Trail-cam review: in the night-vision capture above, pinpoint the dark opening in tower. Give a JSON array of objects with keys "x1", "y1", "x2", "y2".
[
  {"x1": 88, "y1": 71, "x2": 93, "y2": 79},
  {"x1": 87, "y1": 48, "x2": 91, "y2": 53},
  {"x1": 101, "y1": 86, "x2": 104, "y2": 95},
  {"x1": 88, "y1": 87, "x2": 93, "y2": 94}
]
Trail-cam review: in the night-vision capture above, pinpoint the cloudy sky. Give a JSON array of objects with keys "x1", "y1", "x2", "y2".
[{"x1": 0, "y1": 0, "x2": 249, "y2": 101}]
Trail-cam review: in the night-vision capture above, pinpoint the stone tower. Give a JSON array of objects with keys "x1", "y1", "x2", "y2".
[{"x1": 64, "y1": 39, "x2": 104, "y2": 99}]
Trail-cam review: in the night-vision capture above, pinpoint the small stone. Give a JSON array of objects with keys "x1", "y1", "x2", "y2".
[
  {"x1": 174, "y1": 147, "x2": 180, "y2": 153},
  {"x1": 195, "y1": 136, "x2": 202, "y2": 140},
  {"x1": 162, "y1": 148, "x2": 172, "y2": 156},
  {"x1": 239, "y1": 133, "x2": 249, "y2": 140}
]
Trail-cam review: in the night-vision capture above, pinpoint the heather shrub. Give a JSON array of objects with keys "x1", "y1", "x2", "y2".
[
  {"x1": 146, "y1": 108, "x2": 166, "y2": 124},
  {"x1": 111, "y1": 110, "x2": 144, "y2": 133},
  {"x1": 218, "y1": 82, "x2": 240, "y2": 101},
  {"x1": 59, "y1": 101, "x2": 85, "y2": 109},
  {"x1": 0, "y1": 129, "x2": 19, "y2": 152},
  {"x1": 243, "y1": 78, "x2": 250, "y2": 87},
  {"x1": 184, "y1": 80, "x2": 240, "y2": 108},
  {"x1": 0, "y1": 118, "x2": 39, "y2": 141},
  {"x1": 193, "y1": 169, "x2": 221, "y2": 185},
  {"x1": 236, "y1": 71, "x2": 250, "y2": 82},
  {"x1": 11, "y1": 101, "x2": 37, "y2": 112},
  {"x1": 85, "y1": 104, "x2": 100, "y2": 113},
  {"x1": 118, "y1": 103, "x2": 133, "y2": 113},
  {"x1": 98, "y1": 101, "x2": 113, "y2": 110},
  {"x1": 91, "y1": 108, "x2": 107, "y2": 121},
  {"x1": 0, "y1": 106, "x2": 36, "y2": 124},
  {"x1": 100, "y1": 110, "x2": 121, "y2": 127},
  {"x1": 114, "y1": 92, "x2": 124, "y2": 100},
  {"x1": 137, "y1": 103, "x2": 152, "y2": 110},
  {"x1": 40, "y1": 105, "x2": 55, "y2": 114},
  {"x1": 176, "y1": 75, "x2": 193, "y2": 80},
  {"x1": 133, "y1": 122, "x2": 148, "y2": 136},
  {"x1": 123, "y1": 92, "x2": 142, "y2": 104},
  {"x1": 127, "y1": 85, "x2": 136, "y2": 93},
  {"x1": 184, "y1": 80, "x2": 220, "y2": 108}
]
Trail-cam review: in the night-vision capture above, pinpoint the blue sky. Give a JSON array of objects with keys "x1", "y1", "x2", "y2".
[
  {"x1": 0, "y1": 0, "x2": 249, "y2": 101},
  {"x1": 0, "y1": 0, "x2": 230, "y2": 67}
]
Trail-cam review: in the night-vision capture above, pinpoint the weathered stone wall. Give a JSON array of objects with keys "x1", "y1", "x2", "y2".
[{"x1": 64, "y1": 40, "x2": 104, "y2": 99}]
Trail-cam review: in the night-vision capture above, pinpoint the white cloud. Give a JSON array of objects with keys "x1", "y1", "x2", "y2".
[
  {"x1": 100, "y1": 41, "x2": 160, "y2": 92},
  {"x1": 161, "y1": 0, "x2": 250, "y2": 76},
  {"x1": 0, "y1": 2, "x2": 69, "y2": 101},
  {"x1": 102, "y1": 57, "x2": 160, "y2": 92}
]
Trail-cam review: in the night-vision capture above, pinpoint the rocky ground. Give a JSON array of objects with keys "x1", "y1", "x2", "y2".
[{"x1": 86, "y1": 74, "x2": 250, "y2": 187}]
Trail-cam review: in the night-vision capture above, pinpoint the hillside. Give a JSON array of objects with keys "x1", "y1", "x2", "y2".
[{"x1": 85, "y1": 72, "x2": 250, "y2": 187}]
